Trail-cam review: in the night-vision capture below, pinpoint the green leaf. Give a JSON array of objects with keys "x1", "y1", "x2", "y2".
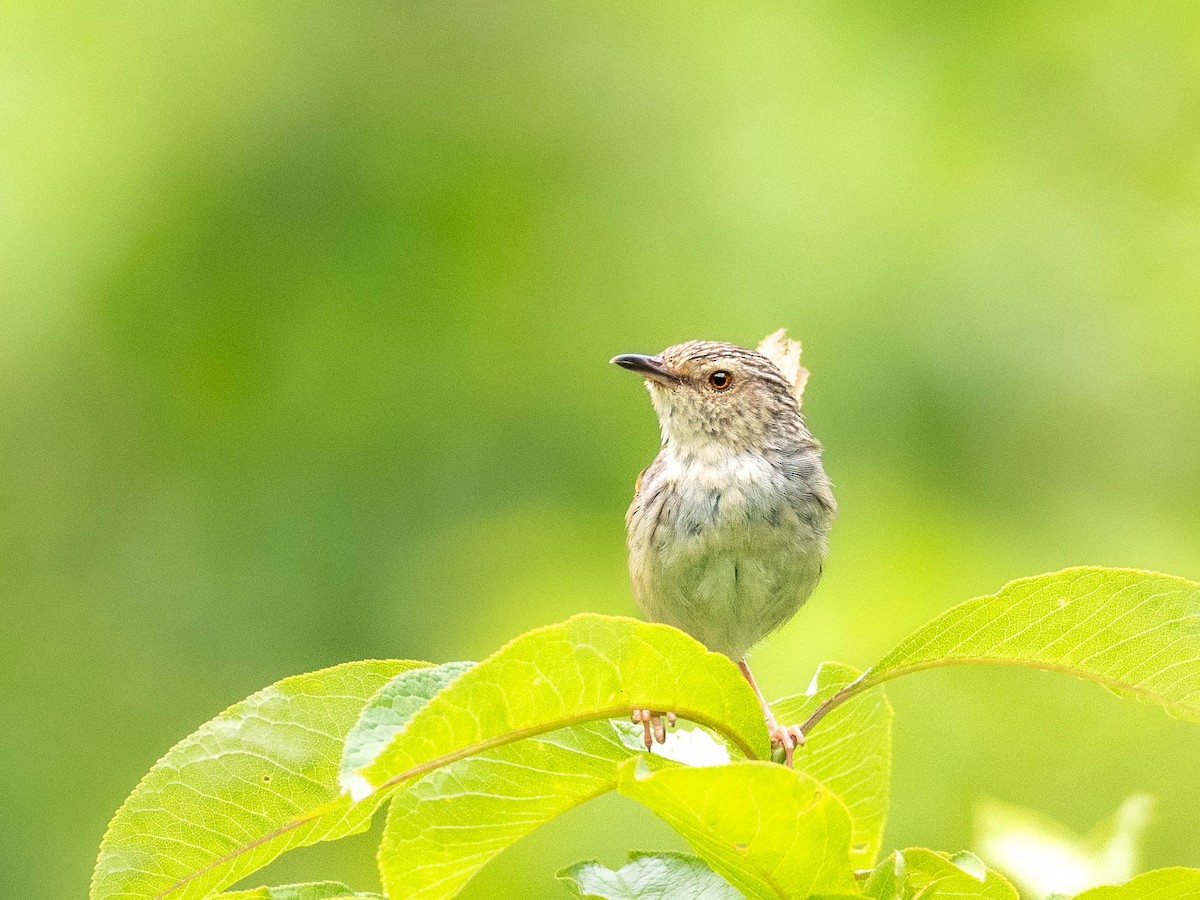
[
  {"x1": 340, "y1": 661, "x2": 475, "y2": 781},
  {"x1": 359, "y1": 659, "x2": 641, "y2": 900},
  {"x1": 558, "y1": 851, "x2": 744, "y2": 899},
  {"x1": 91, "y1": 660, "x2": 425, "y2": 900},
  {"x1": 771, "y1": 662, "x2": 892, "y2": 868},
  {"x1": 617, "y1": 759, "x2": 856, "y2": 899},
  {"x1": 802, "y1": 569, "x2": 1200, "y2": 735},
  {"x1": 347, "y1": 614, "x2": 770, "y2": 799},
  {"x1": 973, "y1": 794, "x2": 1154, "y2": 899},
  {"x1": 1069, "y1": 868, "x2": 1200, "y2": 898},
  {"x1": 216, "y1": 882, "x2": 381, "y2": 899},
  {"x1": 863, "y1": 848, "x2": 1018, "y2": 900},
  {"x1": 377, "y1": 717, "x2": 664, "y2": 899},
  {"x1": 357, "y1": 627, "x2": 740, "y2": 898}
]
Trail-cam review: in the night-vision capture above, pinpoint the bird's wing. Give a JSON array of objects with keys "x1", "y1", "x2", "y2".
[{"x1": 757, "y1": 328, "x2": 809, "y2": 404}]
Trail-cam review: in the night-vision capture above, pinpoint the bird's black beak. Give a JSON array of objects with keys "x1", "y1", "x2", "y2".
[{"x1": 610, "y1": 353, "x2": 679, "y2": 385}]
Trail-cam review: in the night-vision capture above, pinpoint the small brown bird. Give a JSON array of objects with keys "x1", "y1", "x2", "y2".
[{"x1": 612, "y1": 331, "x2": 836, "y2": 765}]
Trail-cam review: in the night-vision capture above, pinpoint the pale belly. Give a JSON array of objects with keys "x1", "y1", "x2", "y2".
[{"x1": 627, "y1": 465, "x2": 828, "y2": 659}]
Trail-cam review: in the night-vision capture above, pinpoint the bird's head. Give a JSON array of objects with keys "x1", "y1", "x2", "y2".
[{"x1": 611, "y1": 333, "x2": 811, "y2": 456}]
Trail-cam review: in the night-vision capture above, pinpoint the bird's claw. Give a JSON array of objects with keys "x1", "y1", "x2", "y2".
[
  {"x1": 769, "y1": 723, "x2": 805, "y2": 768},
  {"x1": 631, "y1": 709, "x2": 677, "y2": 749}
]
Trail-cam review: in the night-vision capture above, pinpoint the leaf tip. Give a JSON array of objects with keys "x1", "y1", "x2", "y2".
[{"x1": 949, "y1": 850, "x2": 988, "y2": 882}]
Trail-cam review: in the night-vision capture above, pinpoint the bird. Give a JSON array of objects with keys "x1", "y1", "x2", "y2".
[{"x1": 612, "y1": 330, "x2": 836, "y2": 765}]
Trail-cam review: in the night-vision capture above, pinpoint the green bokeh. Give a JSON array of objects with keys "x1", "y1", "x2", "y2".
[{"x1": 3, "y1": 2, "x2": 1199, "y2": 897}]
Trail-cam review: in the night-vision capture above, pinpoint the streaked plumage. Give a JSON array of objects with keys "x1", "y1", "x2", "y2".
[
  {"x1": 613, "y1": 331, "x2": 836, "y2": 762},
  {"x1": 622, "y1": 333, "x2": 835, "y2": 658}
]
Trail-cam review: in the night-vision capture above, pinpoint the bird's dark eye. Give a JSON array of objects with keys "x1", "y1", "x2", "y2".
[{"x1": 708, "y1": 370, "x2": 733, "y2": 391}]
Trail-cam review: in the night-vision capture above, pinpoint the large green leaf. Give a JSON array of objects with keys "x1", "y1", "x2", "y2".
[
  {"x1": 340, "y1": 661, "x2": 475, "y2": 781},
  {"x1": 617, "y1": 759, "x2": 856, "y2": 899},
  {"x1": 350, "y1": 626, "x2": 751, "y2": 898},
  {"x1": 376, "y1": 718, "x2": 661, "y2": 898},
  {"x1": 346, "y1": 614, "x2": 770, "y2": 799},
  {"x1": 91, "y1": 660, "x2": 424, "y2": 900},
  {"x1": 771, "y1": 662, "x2": 892, "y2": 868},
  {"x1": 216, "y1": 883, "x2": 380, "y2": 900},
  {"x1": 558, "y1": 851, "x2": 744, "y2": 899},
  {"x1": 802, "y1": 569, "x2": 1200, "y2": 735},
  {"x1": 344, "y1": 658, "x2": 663, "y2": 899},
  {"x1": 1069, "y1": 868, "x2": 1200, "y2": 899},
  {"x1": 863, "y1": 849, "x2": 1018, "y2": 899}
]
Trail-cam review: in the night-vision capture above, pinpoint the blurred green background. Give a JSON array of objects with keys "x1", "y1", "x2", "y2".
[{"x1": 3, "y1": 2, "x2": 1200, "y2": 897}]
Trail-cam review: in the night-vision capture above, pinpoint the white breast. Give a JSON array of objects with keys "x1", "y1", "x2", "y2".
[{"x1": 629, "y1": 446, "x2": 826, "y2": 658}]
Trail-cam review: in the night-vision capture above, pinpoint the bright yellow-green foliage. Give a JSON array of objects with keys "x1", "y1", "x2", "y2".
[
  {"x1": 367, "y1": 659, "x2": 892, "y2": 898},
  {"x1": 827, "y1": 568, "x2": 1200, "y2": 725},
  {"x1": 350, "y1": 614, "x2": 772, "y2": 795},
  {"x1": 618, "y1": 760, "x2": 856, "y2": 899},
  {"x1": 863, "y1": 848, "x2": 1018, "y2": 899},
  {"x1": 772, "y1": 664, "x2": 893, "y2": 868},
  {"x1": 91, "y1": 661, "x2": 425, "y2": 900},
  {"x1": 1071, "y1": 867, "x2": 1200, "y2": 899},
  {"x1": 91, "y1": 570, "x2": 1200, "y2": 899},
  {"x1": 353, "y1": 614, "x2": 768, "y2": 897},
  {"x1": 217, "y1": 883, "x2": 380, "y2": 900},
  {"x1": 363, "y1": 656, "x2": 891, "y2": 898},
  {"x1": 363, "y1": 662, "x2": 661, "y2": 900},
  {"x1": 339, "y1": 661, "x2": 476, "y2": 780},
  {"x1": 377, "y1": 720, "x2": 652, "y2": 900}
]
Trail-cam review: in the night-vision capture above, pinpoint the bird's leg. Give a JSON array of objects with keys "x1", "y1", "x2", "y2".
[
  {"x1": 737, "y1": 658, "x2": 804, "y2": 767},
  {"x1": 631, "y1": 709, "x2": 678, "y2": 749}
]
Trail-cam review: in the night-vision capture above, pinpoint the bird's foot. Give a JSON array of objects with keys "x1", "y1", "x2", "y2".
[
  {"x1": 631, "y1": 709, "x2": 677, "y2": 749},
  {"x1": 768, "y1": 723, "x2": 806, "y2": 768}
]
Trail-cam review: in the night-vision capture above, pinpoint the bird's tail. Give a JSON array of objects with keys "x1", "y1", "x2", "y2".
[{"x1": 757, "y1": 329, "x2": 809, "y2": 404}]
